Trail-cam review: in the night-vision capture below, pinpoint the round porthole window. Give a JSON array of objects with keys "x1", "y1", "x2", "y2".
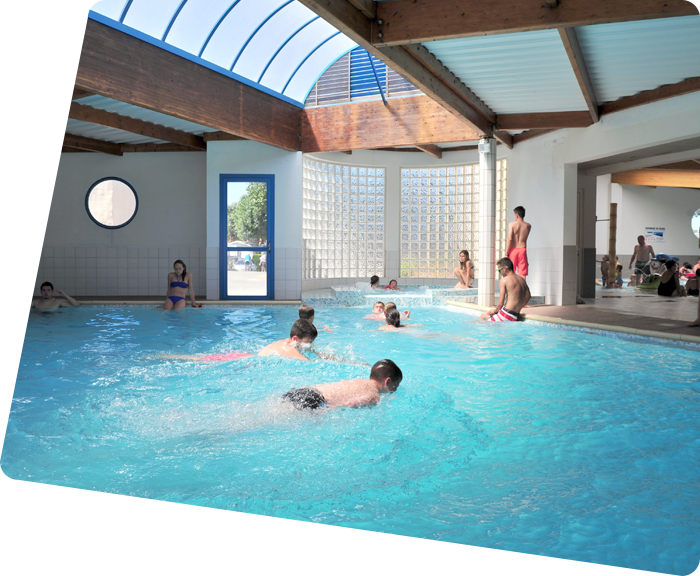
[
  {"x1": 693, "y1": 208, "x2": 700, "y2": 238},
  {"x1": 85, "y1": 177, "x2": 138, "y2": 229}
]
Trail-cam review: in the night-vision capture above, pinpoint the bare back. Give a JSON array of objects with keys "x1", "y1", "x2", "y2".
[
  {"x1": 313, "y1": 378, "x2": 379, "y2": 407},
  {"x1": 508, "y1": 219, "x2": 531, "y2": 248},
  {"x1": 258, "y1": 338, "x2": 309, "y2": 361},
  {"x1": 501, "y1": 273, "x2": 531, "y2": 313}
]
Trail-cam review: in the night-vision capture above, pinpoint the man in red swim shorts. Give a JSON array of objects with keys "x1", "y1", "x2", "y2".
[{"x1": 506, "y1": 206, "x2": 531, "y2": 276}]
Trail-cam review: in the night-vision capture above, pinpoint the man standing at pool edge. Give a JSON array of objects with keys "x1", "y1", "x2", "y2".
[
  {"x1": 282, "y1": 359, "x2": 403, "y2": 409},
  {"x1": 481, "y1": 257, "x2": 531, "y2": 322},
  {"x1": 506, "y1": 206, "x2": 531, "y2": 276}
]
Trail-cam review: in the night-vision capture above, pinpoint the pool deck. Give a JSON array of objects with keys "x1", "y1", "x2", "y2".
[{"x1": 449, "y1": 288, "x2": 700, "y2": 345}]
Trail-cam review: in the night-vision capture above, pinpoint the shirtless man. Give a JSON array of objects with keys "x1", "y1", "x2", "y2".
[
  {"x1": 0, "y1": 246, "x2": 27, "y2": 307},
  {"x1": 281, "y1": 359, "x2": 403, "y2": 409},
  {"x1": 31, "y1": 282, "x2": 80, "y2": 310},
  {"x1": 629, "y1": 235, "x2": 655, "y2": 278},
  {"x1": 506, "y1": 206, "x2": 531, "y2": 276},
  {"x1": 365, "y1": 301, "x2": 385, "y2": 319},
  {"x1": 480, "y1": 257, "x2": 531, "y2": 322}
]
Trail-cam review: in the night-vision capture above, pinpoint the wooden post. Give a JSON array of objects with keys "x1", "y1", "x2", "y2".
[{"x1": 608, "y1": 203, "x2": 617, "y2": 287}]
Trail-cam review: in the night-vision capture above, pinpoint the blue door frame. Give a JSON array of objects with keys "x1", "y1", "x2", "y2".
[{"x1": 219, "y1": 174, "x2": 274, "y2": 300}]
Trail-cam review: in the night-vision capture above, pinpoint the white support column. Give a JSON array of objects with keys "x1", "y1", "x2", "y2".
[{"x1": 478, "y1": 137, "x2": 497, "y2": 307}]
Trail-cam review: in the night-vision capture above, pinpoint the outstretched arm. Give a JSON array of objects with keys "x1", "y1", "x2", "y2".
[
  {"x1": 629, "y1": 246, "x2": 637, "y2": 269},
  {"x1": 310, "y1": 348, "x2": 369, "y2": 366},
  {"x1": 56, "y1": 290, "x2": 79, "y2": 307}
]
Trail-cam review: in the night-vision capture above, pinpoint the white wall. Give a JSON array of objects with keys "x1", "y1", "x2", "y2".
[
  {"x1": 39, "y1": 152, "x2": 207, "y2": 297},
  {"x1": 596, "y1": 181, "x2": 700, "y2": 262},
  {"x1": 206, "y1": 141, "x2": 302, "y2": 300}
]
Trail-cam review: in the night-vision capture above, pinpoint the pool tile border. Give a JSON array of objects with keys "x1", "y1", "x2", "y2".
[{"x1": 446, "y1": 301, "x2": 700, "y2": 350}]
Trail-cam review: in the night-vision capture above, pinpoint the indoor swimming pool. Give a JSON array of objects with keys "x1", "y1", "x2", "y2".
[{"x1": 2, "y1": 305, "x2": 699, "y2": 575}]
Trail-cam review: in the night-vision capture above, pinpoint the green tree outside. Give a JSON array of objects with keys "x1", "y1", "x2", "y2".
[{"x1": 228, "y1": 182, "x2": 267, "y2": 243}]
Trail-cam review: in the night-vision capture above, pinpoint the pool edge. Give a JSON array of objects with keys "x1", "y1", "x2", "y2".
[{"x1": 446, "y1": 301, "x2": 700, "y2": 346}]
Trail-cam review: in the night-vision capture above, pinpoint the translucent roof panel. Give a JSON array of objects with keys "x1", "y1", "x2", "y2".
[
  {"x1": 89, "y1": 0, "x2": 360, "y2": 107},
  {"x1": 425, "y1": 29, "x2": 588, "y2": 114},
  {"x1": 575, "y1": 16, "x2": 700, "y2": 104}
]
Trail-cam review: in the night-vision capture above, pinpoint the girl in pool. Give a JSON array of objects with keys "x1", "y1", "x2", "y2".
[
  {"x1": 163, "y1": 259, "x2": 201, "y2": 310},
  {"x1": 454, "y1": 249, "x2": 473, "y2": 289},
  {"x1": 384, "y1": 279, "x2": 399, "y2": 290}
]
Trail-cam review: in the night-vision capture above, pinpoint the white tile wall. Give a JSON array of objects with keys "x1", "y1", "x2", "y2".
[{"x1": 35, "y1": 246, "x2": 207, "y2": 298}]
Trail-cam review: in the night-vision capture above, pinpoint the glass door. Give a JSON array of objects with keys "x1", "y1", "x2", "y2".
[{"x1": 219, "y1": 175, "x2": 274, "y2": 299}]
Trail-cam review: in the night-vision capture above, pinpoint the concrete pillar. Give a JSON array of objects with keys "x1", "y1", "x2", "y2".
[{"x1": 478, "y1": 137, "x2": 497, "y2": 307}]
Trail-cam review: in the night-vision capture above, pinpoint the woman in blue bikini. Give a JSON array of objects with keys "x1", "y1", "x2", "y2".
[{"x1": 163, "y1": 259, "x2": 200, "y2": 310}]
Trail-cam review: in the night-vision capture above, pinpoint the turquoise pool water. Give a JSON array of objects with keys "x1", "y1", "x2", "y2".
[{"x1": 3, "y1": 305, "x2": 699, "y2": 574}]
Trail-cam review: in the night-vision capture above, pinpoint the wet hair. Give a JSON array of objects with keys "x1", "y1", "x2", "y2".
[
  {"x1": 459, "y1": 249, "x2": 470, "y2": 270},
  {"x1": 384, "y1": 302, "x2": 397, "y2": 313},
  {"x1": 370, "y1": 359, "x2": 403, "y2": 392},
  {"x1": 370, "y1": 275, "x2": 379, "y2": 286},
  {"x1": 497, "y1": 257, "x2": 513, "y2": 271},
  {"x1": 40, "y1": 281, "x2": 53, "y2": 290},
  {"x1": 389, "y1": 279, "x2": 397, "y2": 286},
  {"x1": 385, "y1": 309, "x2": 401, "y2": 327},
  {"x1": 289, "y1": 319, "x2": 317, "y2": 341},
  {"x1": 514, "y1": 206, "x2": 525, "y2": 219},
  {"x1": 373, "y1": 301, "x2": 385, "y2": 312},
  {"x1": 173, "y1": 259, "x2": 187, "y2": 284},
  {"x1": 298, "y1": 304, "x2": 314, "y2": 320}
]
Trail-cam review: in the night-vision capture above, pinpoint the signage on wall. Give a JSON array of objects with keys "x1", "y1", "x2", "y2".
[{"x1": 645, "y1": 227, "x2": 665, "y2": 243}]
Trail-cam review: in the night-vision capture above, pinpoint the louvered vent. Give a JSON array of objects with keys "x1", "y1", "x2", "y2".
[{"x1": 305, "y1": 48, "x2": 421, "y2": 107}]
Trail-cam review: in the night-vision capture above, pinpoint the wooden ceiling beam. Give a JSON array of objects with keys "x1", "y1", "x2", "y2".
[
  {"x1": 511, "y1": 129, "x2": 557, "y2": 145},
  {"x1": 62, "y1": 145, "x2": 93, "y2": 153},
  {"x1": 373, "y1": 0, "x2": 697, "y2": 46},
  {"x1": 302, "y1": 96, "x2": 480, "y2": 153},
  {"x1": 75, "y1": 19, "x2": 301, "y2": 151},
  {"x1": 414, "y1": 143, "x2": 443, "y2": 158},
  {"x1": 297, "y1": 0, "x2": 493, "y2": 136},
  {"x1": 347, "y1": 0, "x2": 376, "y2": 19},
  {"x1": 120, "y1": 143, "x2": 202, "y2": 153},
  {"x1": 558, "y1": 27, "x2": 599, "y2": 123},
  {"x1": 600, "y1": 76, "x2": 700, "y2": 116},
  {"x1": 497, "y1": 112, "x2": 593, "y2": 130},
  {"x1": 611, "y1": 168, "x2": 700, "y2": 188},
  {"x1": 0, "y1": 120, "x2": 122, "y2": 156},
  {"x1": 69, "y1": 102, "x2": 206, "y2": 150},
  {"x1": 493, "y1": 130, "x2": 513, "y2": 150},
  {"x1": 72, "y1": 88, "x2": 95, "y2": 100},
  {"x1": 202, "y1": 132, "x2": 247, "y2": 142},
  {"x1": 0, "y1": 78, "x2": 90, "y2": 116}
]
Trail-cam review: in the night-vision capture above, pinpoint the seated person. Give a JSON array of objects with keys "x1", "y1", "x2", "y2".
[
  {"x1": 282, "y1": 359, "x2": 402, "y2": 409},
  {"x1": 31, "y1": 282, "x2": 80, "y2": 310},
  {"x1": 480, "y1": 257, "x2": 531, "y2": 322},
  {"x1": 686, "y1": 273, "x2": 699, "y2": 296},
  {"x1": 613, "y1": 264, "x2": 624, "y2": 288},
  {"x1": 384, "y1": 302, "x2": 410, "y2": 319},
  {"x1": 680, "y1": 262, "x2": 693, "y2": 278},
  {"x1": 370, "y1": 275, "x2": 380, "y2": 289},
  {"x1": 384, "y1": 279, "x2": 399, "y2": 290},
  {"x1": 627, "y1": 273, "x2": 638, "y2": 287},
  {"x1": 657, "y1": 261, "x2": 687, "y2": 297},
  {"x1": 365, "y1": 301, "x2": 385, "y2": 319}
]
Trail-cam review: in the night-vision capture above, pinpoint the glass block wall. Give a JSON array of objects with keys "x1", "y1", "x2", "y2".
[
  {"x1": 399, "y1": 160, "x2": 508, "y2": 279},
  {"x1": 302, "y1": 158, "x2": 386, "y2": 279}
]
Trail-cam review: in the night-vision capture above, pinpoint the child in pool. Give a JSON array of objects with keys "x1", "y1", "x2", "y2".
[
  {"x1": 299, "y1": 304, "x2": 332, "y2": 332},
  {"x1": 384, "y1": 279, "x2": 399, "y2": 290},
  {"x1": 377, "y1": 310, "x2": 421, "y2": 331},
  {"x1": 384, "y1": 302, "x2": 410, "y2": 319},
  {"x1": 365, "y1": 301, "x2": 386, "y2": 319}
]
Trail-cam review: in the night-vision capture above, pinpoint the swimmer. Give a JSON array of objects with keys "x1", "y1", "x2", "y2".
[
  {"x1": 365, "y1": 301, "x2": 386, "y2": 319},
  {"x1": 453, "y1": 249, "x2": 474, "y2": 289},
  {"x1": 282, "y1": 359, "x2": 403, "y2": 409},
  {"x1": 31, "y1": 281, "x2": 80, "y2": 309},
  {"x1": 299, "y1": 304, "x2": 332, "y2": 332},
  {"x1": 377, "y1": 310, "x2": 422, "y2": 331},
  {"x1": 480, "y1": 257, "x2": 531, "y2": 322},
  {"x1": 384, "y1": 302, "x2": 410, "y2": 319},
  {"x1": 384, "y1": 279, "x2": 399, "y2": 290},
  {"x1": 370, "y1": 275, "x2": 380, "y2": 289},
  {"x1": 163, "y1": 259, "x2": 200, "y2": 310}
]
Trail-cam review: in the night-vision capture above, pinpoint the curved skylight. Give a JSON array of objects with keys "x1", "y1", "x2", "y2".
[{"x1": 90, "y1": 0, "x2": 358, "y2": 107}]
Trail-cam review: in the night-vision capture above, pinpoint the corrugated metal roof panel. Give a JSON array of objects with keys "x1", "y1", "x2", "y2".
[
  {"x1": 0, "y1": 66, "x2": 29, "y2": 84},
  {"x1": 66, "y1": 119, "x2": 167, "y2": 145},
  {"x1": 425, "y1": 29, "x2": 588, "y2": 114},
  {"x1": 575, "y1": 16, "x2": 700, "y2": 104},
  {"x1": 74, "y1": 95, "x2": 218, "y2": 134}
]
